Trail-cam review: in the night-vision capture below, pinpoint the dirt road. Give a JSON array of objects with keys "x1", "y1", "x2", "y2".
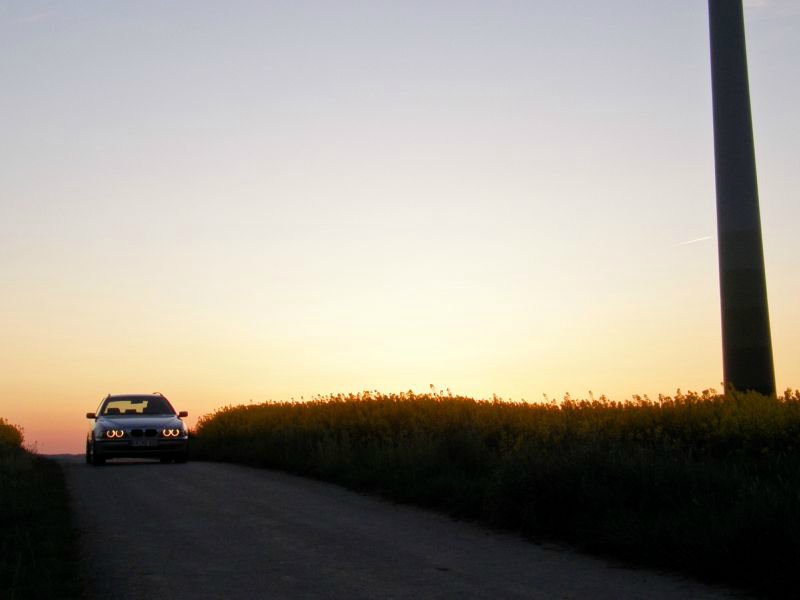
[{"x1": 59, "y1": 457, "x2": 737, "y2": 599}]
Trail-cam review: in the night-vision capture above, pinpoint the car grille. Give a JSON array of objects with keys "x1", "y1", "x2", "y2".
[{"x1": 130, "y1": 429, "x2": 158, "y2": 437}]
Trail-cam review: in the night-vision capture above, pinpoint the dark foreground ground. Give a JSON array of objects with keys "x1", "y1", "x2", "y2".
[{"x1": 58, "y1": 457, "x2": 741, "y2": 599}]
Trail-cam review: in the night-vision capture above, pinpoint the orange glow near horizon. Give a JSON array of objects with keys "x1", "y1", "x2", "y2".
[{"x1": 2, "y1": 2, "x2": 799, "y2": 454}]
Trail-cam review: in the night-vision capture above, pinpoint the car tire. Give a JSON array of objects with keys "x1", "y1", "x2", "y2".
[
  {"x1": 175, "y1": 453, "x2": 188, "y2": 464},
  {"x1": 85, "y1": 442, "x2": 91, "y2": 464},
  {"x1": 160, "y1": 457, "x2": 173, "y2": 464},
  {"x1": 90, "y1": 447, "x2": 106, "y2": 466}
]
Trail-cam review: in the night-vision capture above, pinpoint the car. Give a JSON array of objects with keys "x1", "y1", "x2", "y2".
[{"x1": 85, "y1": 393, "x2": 189, "y2": 465}]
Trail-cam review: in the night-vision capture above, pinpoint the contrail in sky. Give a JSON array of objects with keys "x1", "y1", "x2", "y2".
[{"x1": 676, "y1": 236, "x2": 713, "y2": 246}]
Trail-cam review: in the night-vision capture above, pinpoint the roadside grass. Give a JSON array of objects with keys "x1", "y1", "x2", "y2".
[
  {"x1": 0, "y1": 418, "x2": 82, "y2": 600},
  {"x1": 192, "y1": 389, "x2": 800, "y2": 598}
]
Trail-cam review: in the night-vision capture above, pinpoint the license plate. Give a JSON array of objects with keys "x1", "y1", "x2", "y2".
[{"x1": 131, "y1": 439, "x2": 158, "y2": 447}]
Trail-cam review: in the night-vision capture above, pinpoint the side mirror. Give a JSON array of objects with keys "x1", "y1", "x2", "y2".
[
  {"x1": 178, "y1": 411, "x2": 189, "y2": 418},
  {"x1": 86, "y1": 412, "x2": 96, "y2": 419}
]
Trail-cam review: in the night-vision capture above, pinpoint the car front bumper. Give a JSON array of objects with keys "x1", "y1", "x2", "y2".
[{"x1": 93, "y1": 438, "x2": 188, "y2": 459}]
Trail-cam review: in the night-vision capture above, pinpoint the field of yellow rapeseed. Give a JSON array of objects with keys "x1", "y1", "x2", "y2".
[{"x1": 193, "y1": 389, "x2": 800, "y2": 597}]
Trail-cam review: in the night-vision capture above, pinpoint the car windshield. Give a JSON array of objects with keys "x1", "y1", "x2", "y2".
[{"x1": 101, "y1": 396, "x2": 174, "y2": 416}]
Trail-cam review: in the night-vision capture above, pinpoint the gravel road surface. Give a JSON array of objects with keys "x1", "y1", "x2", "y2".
[{"x1": 59, "y1": 457, "x2": 738, "y2": 599}]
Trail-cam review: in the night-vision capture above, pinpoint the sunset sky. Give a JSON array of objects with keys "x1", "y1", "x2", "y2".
[{"x1": 2, "y1": 1, "x2": 798, "y2": 453}]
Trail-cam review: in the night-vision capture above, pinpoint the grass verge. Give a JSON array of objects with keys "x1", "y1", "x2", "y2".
[
  {"x1": 0, "y1": 418, "x2": 82, "y2": 600},
  {"x1": 192, "y1": 389, "x2": 800, "y2": 598}
]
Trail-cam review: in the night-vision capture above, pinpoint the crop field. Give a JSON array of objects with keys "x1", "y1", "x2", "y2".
[
  {"x1": 0, "y1": 418, "x2": 82, "y2": 599},
  {"x1": 193, "y1": 388, "x2": 800, "y2": 597}
]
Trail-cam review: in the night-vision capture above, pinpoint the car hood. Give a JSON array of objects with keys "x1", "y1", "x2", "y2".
[{"x1": 97, "y1": 415, "x2": 184, "y2": 428}]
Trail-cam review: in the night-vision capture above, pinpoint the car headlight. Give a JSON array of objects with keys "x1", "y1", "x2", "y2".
[
  {"x1": 161, "y1": 428, "x2": 183, "y2": 438},
  {"x1": 102, "y1": 429, "x2": 125, "y2": 439}
]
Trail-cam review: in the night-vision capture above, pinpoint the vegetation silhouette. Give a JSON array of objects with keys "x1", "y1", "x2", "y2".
[
  {"x1": 193, "y1": 388, "x2": 800, "y2": 598},
  {"x1": 0, "y1": 418, "x2": 82, "y2": 599}
]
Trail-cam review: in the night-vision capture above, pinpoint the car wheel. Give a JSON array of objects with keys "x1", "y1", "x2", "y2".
[
  {"x1": 90, "y1": 447, "x2": 106, "y2": 466},
  {"x1": 85, "y1": 442, "x2": 92, "y2": 464},
  {"x1": 175, "y1": 453, "x2": 188, "y2": 464}
]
